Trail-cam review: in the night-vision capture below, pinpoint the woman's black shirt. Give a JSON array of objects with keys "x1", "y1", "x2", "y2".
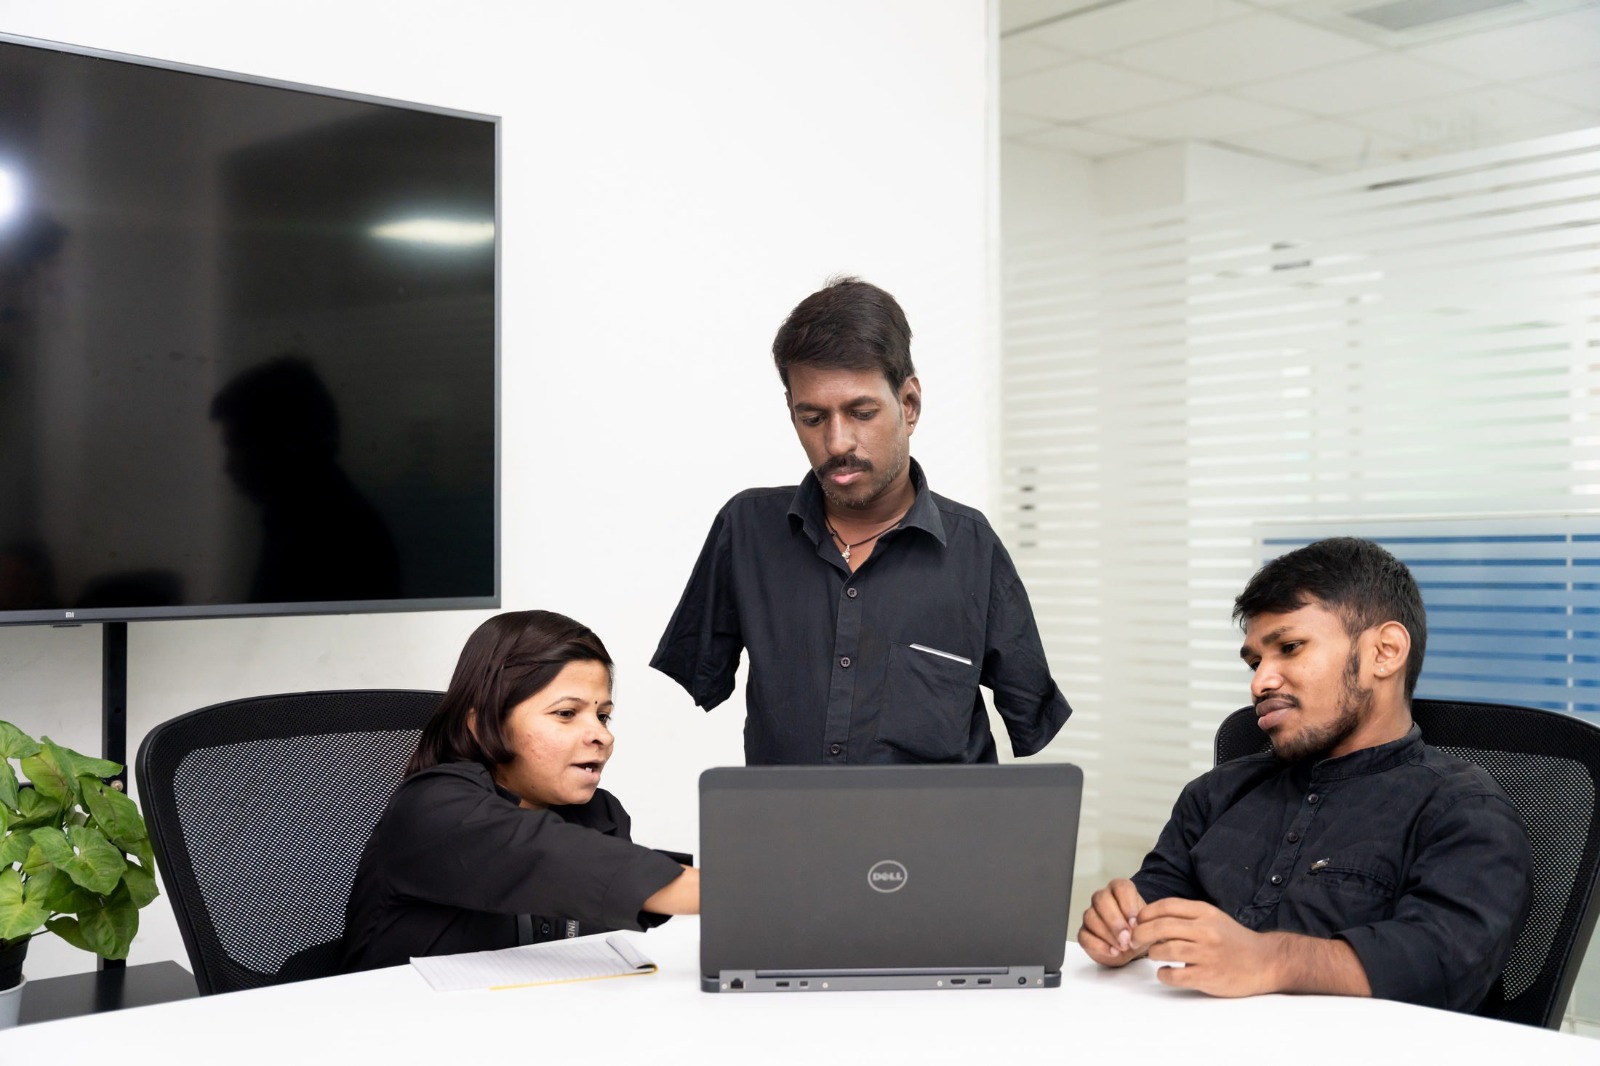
[{"x1": 341, "y1": 761, "x2": 684, "y2": 972}]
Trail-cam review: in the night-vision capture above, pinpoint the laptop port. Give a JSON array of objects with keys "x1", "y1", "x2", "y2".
[
  {"x1": 799, "y1": 981, "x2": 809, "y2": 987},
  {"x1": 730, "y1": 978, "x2": 745, "y2": 990},
  {"x1": 950, "y1": 979, "x2": 966, "y2": 985},
  {"x1": 977, "y1": 978, "x2": 991, "y2": 985},
  {"x1": 776, "y1": 981, "x2": 790, "y2": 988}
]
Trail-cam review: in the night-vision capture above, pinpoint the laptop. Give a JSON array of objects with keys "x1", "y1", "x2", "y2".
[{"x1": 699, "y1": 762, "x2": 1082, "y2": 993}]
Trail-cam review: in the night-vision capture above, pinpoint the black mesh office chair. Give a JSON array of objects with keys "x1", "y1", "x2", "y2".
[
  {"x1": 135, "y1": 689, "x2": 442, "y2": 995},
  {"x1": 1214, "y1": 697, "x2": 1600, "y2": 1029}
]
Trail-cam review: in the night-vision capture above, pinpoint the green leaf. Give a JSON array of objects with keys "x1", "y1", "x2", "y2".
[
  {"x1": 27, "y1": 864, "x2": 96, "y2": 915},
  {"x1": 20, "y1": 741, "x2": 78, "y2": 808},
  {"x1": 81, "y1": 777, "x2": 148, "y2": 850},
  {"x1": 65, "y1": 826, "x2": 126, "y2": 896},
  {"x1": 123, "y1": 861, "x2": 159, "y2": 909},
  {"x1": 0, "y1": 867, "x2": 46, "y2": 941},
  {"x1": 13, "y1": 787, "x2": 62, "y2": 830},
  {"x1": 44, "y1": 916, "x2": 93, "y2": 953},
  {"x1": 27, "y1": 826, "x2": 125, "y2": 896},
  {"x1": 75, "y1": 885, "x2": 138, "y2": 958},
  {"x1": 0, "y1": 758, "x2": 19, "y2": 812},
  {"x1": 131, "y1": 837, "x2": 155, "y2": 872},
  {"x1": 52, "y1": 745, "x2": 121, "y2": 782},
  {"x1": 0, "y1": 722, "x2": 40, "y2": 761},
  {"x1": 0, "y1": 829, "x2": 30, "y2": 868}
]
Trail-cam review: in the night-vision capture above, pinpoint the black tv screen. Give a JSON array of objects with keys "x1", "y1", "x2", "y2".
[{"x1": 0, "y1": 34, "x2": 499, "y2": 624}]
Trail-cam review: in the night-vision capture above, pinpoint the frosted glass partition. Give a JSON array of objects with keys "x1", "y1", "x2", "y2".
[{"x1": 1003, "y1": 127, "x2": 1600, "y2": 1031}]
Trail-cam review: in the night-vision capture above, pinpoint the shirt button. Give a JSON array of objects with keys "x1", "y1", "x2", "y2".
[
  {"x1": 1307, "y1": 793, "x2": 1320, "y2": 804},
  {"x1": 846, "y1": 587, "x2": 858, "y2": 599},
  {"x1": 1269, "y1": 875, "x2": 1283, "y2": 886},
  {"x1": 840, "y1": 656, "x2": 851, "y2": 668},
  {"x1": 1287, "y1": 832, "x2": 1300, "y2": 843},
  {"x1": 829, "y1": 743, "x2": 843, "y2": 756}
]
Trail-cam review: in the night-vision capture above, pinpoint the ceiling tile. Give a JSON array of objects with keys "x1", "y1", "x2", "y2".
[
  {"x1": 1405, "y1": 7, "x2": 1600, "y2": 81},
  {"x1": 1236, "y1": 53, "x2": 1478, "y2": 115},
  {"x1": 1086, "y1": 94, "x2": 1307, "y2": 140},
  {"x1": 1114, "y1": 11, "x2": 1378, "y2": 87},
  {"x1": 1004, "y1": 59, "x2": 1199, "y2": 123},
  {"x1": 1350, "y1": 85, "x2": 1596, "y2": 145},
  {"x1": 1002, "y1": 111, "x2": 1058, "y2": 139},
  {"x1": 1017, "y1": 124, "x2": 1149, "y2": 157},
  {"x1": 1226, "y1": 119, "x2": 1409, "y2": 167},
  {"x1": 1001, "y1": 39, "x2": 1077, "y2": 81},
  {"x1": 1515, "y1": 64, "x2": 1600, "y2": 109},
  {"x1": 1025, "y1": 0, "x2": 1254, "y2": 56},
  {"x1": 1000, "y1": 0, "x2": 1111, "y2": 35}
]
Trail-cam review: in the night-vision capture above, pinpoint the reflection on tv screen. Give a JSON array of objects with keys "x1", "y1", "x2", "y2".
[{"x1": 0, "y1": 37, "x2": 497, "y2": 622}]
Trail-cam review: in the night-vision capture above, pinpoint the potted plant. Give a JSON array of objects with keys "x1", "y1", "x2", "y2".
[{"x1": 0, "y1": 719, "x2": 160, "y2": 1027}]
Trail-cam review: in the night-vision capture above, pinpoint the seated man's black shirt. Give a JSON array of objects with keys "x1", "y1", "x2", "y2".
[
  {"x1": 651, "y1": 459, "x2": 1071, "y2": 764},
  {"x1": 342, "y1": 762, "x2": 684, "y2": 972},
  {"x1": 1131, "y1": 725, "x2": 1533, "y2": 1012}
]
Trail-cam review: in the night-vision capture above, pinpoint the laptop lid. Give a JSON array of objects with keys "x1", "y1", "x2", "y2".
[{"x1": 699, "y1": 762, "x2": 1082, "y2": 992}]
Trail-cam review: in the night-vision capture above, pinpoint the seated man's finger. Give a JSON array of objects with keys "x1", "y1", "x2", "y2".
[{"x1": 1109, "y1": 878, "x2": 1146, "y2": 924}]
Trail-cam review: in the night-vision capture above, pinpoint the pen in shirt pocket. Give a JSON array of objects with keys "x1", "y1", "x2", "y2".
[{"x1": 909, "y1": 643, "x2": 974, "y2": 666}]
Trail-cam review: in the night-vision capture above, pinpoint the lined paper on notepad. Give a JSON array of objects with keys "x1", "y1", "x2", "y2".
[{"x1": 411, "y1": 934, "x2": 658, "y2": 992}]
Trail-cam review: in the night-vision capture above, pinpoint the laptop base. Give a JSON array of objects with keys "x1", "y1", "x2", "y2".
[{"x1": 702, "y1": 966, "x2": 1057, "y2": 993}]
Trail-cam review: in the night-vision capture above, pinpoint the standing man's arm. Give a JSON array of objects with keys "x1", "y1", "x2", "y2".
[
  {"x1": 980, "y1": 542, "x2": 1070, "y2": 756},
  {"x1": 651, "y1": 506, "x2": 743, "y2": 710}
]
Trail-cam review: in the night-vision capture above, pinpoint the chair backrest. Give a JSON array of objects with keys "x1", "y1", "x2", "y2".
[
  {"x1": 1214, "y1": 697, "x2": 1600, "y2": 1029},
  {"x1": 135, "y1": 689, "x2": 442, "y2": 995}
]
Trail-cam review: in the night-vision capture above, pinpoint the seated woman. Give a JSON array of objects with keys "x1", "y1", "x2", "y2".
[{"x1": 342, "y1": 610, "x2": 698, "y2": 971}]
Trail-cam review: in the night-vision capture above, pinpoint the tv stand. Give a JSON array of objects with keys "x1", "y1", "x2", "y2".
[{"x1": 99, "y1": 621, "x2": 128, "y2": 974}]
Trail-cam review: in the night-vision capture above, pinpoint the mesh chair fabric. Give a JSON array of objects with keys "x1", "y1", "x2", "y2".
[
  {"x1": 136, "y1": 690, "x2": 441, "y2": 994},
  {"x1": 1212, "y1": 698, "x2": 1600, "y2": 1029}
]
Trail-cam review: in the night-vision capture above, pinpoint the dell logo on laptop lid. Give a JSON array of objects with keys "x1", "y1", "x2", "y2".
[{"x1": 868, "y1": 860, "x2": 908, "y2": 893}]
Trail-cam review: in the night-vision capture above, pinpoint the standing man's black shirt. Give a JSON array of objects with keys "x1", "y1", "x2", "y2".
[
  {"x1": 341, "y1": 762, "x2": 683, "y2": 972},
  {"x1": 1132, "y1": 726, "x2": 1533, "y2": 1012},
  {"x1": 651, "y1": 460, "x2": 1070, "y2": 764}
]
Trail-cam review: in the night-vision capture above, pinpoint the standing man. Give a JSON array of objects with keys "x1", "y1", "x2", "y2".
[
  {"x1": 1078, "y1": 538, "x2": 1532, "y2": 1012},
  {"x1": 652, "y1": 277, "x2": 1070, "y2": 764}
]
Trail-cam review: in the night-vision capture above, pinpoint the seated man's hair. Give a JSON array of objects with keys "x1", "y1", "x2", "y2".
[{"x1": 1233, "y1": 537, "x2": 1427, "y2": 698}]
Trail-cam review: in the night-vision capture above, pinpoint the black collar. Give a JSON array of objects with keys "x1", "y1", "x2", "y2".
[
  {"x1": 1302, "y1": 723, "x2": 1424, "y2": 784},
  {"x1": 786, "y1": 457, "x2": 947, "y2": 548}
]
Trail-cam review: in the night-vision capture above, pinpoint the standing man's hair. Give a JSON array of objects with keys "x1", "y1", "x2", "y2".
[
  {"x1": 408, "y1": 610, "x2": 613, "y2": 776},
  {"x1": 1232, "y1": 537, "x2": 1428, "y2": 699},
  {"x1": 772, "y1": 276, "x2": 915, "y2": 394}
]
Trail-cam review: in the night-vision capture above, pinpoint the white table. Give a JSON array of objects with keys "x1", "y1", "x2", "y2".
[{"x1": 4, "y1": 919, "x2": 1594, "y2": 1064}]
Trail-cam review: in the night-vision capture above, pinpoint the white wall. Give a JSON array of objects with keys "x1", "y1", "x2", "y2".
[{"x1": 0, "y1": 0, "x2": 997, "y2": 979}]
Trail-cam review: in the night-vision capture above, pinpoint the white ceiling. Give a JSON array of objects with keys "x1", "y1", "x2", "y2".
[{"x1": 1001, "y1": 0, "x2": 1600, "y2": 171}]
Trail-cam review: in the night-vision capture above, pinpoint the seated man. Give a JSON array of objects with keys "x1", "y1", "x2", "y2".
[{"x1": 1079, "y1": 537, "x2": 1533, "y2": 1011}]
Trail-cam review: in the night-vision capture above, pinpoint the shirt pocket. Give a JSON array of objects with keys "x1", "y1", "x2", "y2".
[
  {"x1": 876, "y1": 642, "x2": 981, "y2": 761},
  {"x1": 1295, "y1": 853, "x2": 1400, "y2": 930}
]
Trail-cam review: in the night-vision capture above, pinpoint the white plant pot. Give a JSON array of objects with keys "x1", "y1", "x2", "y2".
[{"x1": 0, "y1": 976, "x2": 25, "y2": 1029}]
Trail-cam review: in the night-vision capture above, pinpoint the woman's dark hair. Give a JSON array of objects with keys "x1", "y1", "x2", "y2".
[
  {"x1": 772, "y1": 276, "x2": 915, "y2": 395},
  {"x1": 1233, "y1": 537, "x2": 1428, "y2": 699},
  {"x1": 407, "y1": 610, "x2": 613, "y2": 776}
]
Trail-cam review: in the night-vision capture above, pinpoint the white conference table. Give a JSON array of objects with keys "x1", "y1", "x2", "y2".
[{"x1": 4, "y1": 918, "x2": 1595, "y2": 1065}]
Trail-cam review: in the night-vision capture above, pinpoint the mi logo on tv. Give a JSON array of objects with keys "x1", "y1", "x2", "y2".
[{"x1": 868, "y1": 860, "x2": 908, "y2": 893}]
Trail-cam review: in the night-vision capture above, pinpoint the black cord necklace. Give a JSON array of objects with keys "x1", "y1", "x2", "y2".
[{"x1": 826, "y1": 513, "x2": 906, "y2": 563}]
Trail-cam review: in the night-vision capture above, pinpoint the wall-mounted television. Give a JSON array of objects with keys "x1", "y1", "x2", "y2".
[{"x1": 0, "y1": 33, "x2": 499, "y2": 625}]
